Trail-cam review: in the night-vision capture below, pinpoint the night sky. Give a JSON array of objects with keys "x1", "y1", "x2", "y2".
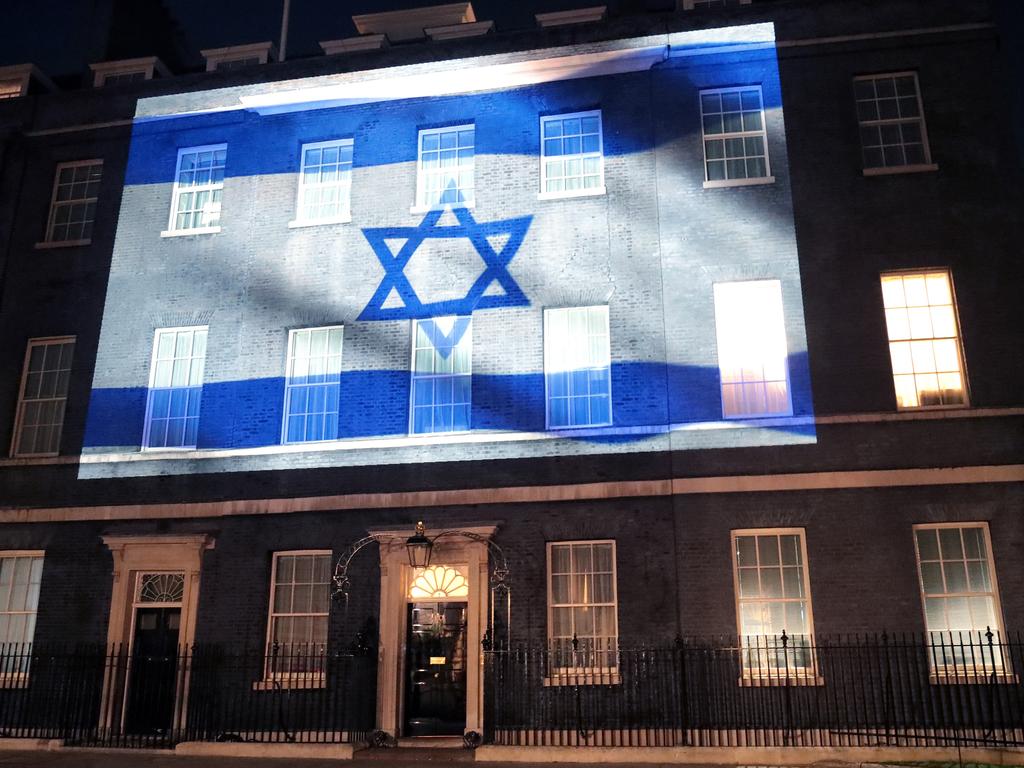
[{"x1": 1, "y1": 0, "x2": 608, "y2": 78}]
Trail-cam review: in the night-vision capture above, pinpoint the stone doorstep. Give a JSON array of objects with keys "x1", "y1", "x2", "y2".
[{"x1": 475, "y1": 744, "x2": 1024, "y2": 765}]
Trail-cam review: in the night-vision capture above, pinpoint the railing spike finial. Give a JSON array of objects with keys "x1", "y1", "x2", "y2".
[
  {"x1": 571, "y1": 632, "x2": 579, "y2": 651},
  {"x1": 780, "y1": 628, "x2": 789, "y2": 648}
]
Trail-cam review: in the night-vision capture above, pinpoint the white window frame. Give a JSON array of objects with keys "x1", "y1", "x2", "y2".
[
  {"x1": 712, "y1": 279, "x2": 793, "y2": 419},
  {"x1": 90, "y1": 57, "x2": 169, "y2": 87},
  {"x1": 0, "y1": 550, "x2": 45, "y2": 688},
  {"x1": 201, "y1": 43, "x2": 275, "y2": 72},
  {"x1": 854, "y1": 71, "x2": 937, "y2": 176},
  {"x1": 162, "y1": 144, "x2": 227, "y2": 237},
  {"x1": 546, "y1": 539, "x2": 619, "y2": 684},
  {"x1": 408, "y1": 317, "x2": 473, "y2": 435},
  {"x1": 10, "y1": 336, "x2": 75, "y2": 458},
  {"x1": 543, "y1": 305, "x2": 613, "y2": 431},
  {"x1": 262, "y1": 550, "x2": 331, "y2": 687},
  {"x1": 281, "y1": 326, "x2": 344, "y2": 444},
  {"x1": 142, "y1": 326, "x2": 208, "y2": 451},
  {"x1": 413, "y1": 124, "x2": 475, "y2": 212},
  {"x1": 289, "y1": 139, "x2": 354, "y2": 227},
  {"x1": 699, "y1": 85, "x2": 773, "y2": 188},
  {"x1": 731, "y1": 528, "x2": 818, "y2": 684},
  {"x1": 880, "y1": 269, "x2": 968, "y2": 411},
  {"x1": 38, "y1": 160, "x2": 103, "y2": 248},
  {"x1": 912, "y1": 523, "x2": 1010, "y2": 682},
  {"x1": 538, "y1": 110, "x2": 606, "y2": 200}
]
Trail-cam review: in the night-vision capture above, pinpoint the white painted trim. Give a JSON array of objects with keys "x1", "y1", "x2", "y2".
[
  {"x1": 43, "y1": 159, "x2": 103, "y2": 245},
  {"x1": 539, "y1": 110, "x2": 605, "y2": 198},
  {"x1": 5, "y1": 465, "x2": 1023, "y2": 525},
  {"x1": 201, "y1": 42, "x2": 276, "y2": 72},
  {"x1": 911, "y1": 522, "x2": 1008, "y2": 672},
  {"x1": 699, "y1": 85, "x2": 771, "y2": 186},
  {"x1": 10, "y1": 336, "x2": 76, "y2": 459},
  {"x1": 165, "y1": 144, "x2": 227, "y2": 235},
  {"x1": 262, "y1": 550, "x2": 332, "y2": 683},
  {"x1": 293, "y1": 137, "x2": 354, "y2": 227},
  {"x1": 543, "y1": 305, "x2": 613, "y2": 430},
  {"x1": 415, "y1": 124, "x2": 475, "y2": 211},
  {"x1": 703, "y1": 176, "x2": 774, "y2": 189},
  {"x1": 730, "y1": 528, "x2": 816, "y2": 680},
  {"x1": 160, "y1": 226, "x2": 221, "y2": 238},
  {"x1": 141, "y1": 326, "x2": 209, "y2": 451},
  {"x1": 281, "y1": 326, "x2": 345, "y2": 445},
  {"x1": 65, "y1": 403, "x2": 1024, "y2": 464}
]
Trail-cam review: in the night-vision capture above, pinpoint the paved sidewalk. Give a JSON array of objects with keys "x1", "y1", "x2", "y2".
[{"x1": 0, "y1": 749, "x2": 735, "y2": 768}]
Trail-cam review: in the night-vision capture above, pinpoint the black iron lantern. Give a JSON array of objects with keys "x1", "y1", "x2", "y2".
[{"x1": 405, "y1": 521, "x2": 433, "y2": 568}]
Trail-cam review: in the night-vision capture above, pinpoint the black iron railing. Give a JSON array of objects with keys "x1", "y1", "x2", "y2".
[
  {"x1": 484, "y1": 631, "x2": 1024, "y2": 748},
  {"x1": 0, "y1": 643, "x2": 376, "y2": 749}
]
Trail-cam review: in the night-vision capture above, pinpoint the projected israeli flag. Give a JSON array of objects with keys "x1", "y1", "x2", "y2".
[{"x1": 80, "y1": 22, "x2": 817, "y2": 478}]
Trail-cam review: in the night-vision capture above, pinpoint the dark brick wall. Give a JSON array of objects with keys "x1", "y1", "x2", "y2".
[{"x1": 1, "y1": 483, "x2": 1021, "y2": 648}]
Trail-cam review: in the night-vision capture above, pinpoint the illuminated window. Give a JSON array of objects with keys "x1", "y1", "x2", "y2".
[
  {"x1": 410, "y1": 317, "x2": 472, "y2": 434},
  {"x1": 44, "y1": 161, "x2": 102, "y2": 244},
  {"x1": 713, "y1": 280, "x2": 791, "y2": 418},
  {"x1": 166, "y1": 145, "x2": 226, "y2": 233},
  {"x1": 914, "y1": 524, "x2": 1006, "y2": 676},
  {"x1": 265, "y1": 551, "x2": 331, "y2": 678},
  {"x1": 416, "y1": 125, "x2": 474, "y2": 208},
  {"x1": 544, "y1": 306, "x2": 611, "y2": 429},
  {"x1": 732, "y1": 529, "x2": 815, "y2": 678},
  {"x1": 547, "y1": 540, "x2": 618, "y2": 671},
  {"x1": 294, "y1": 139, "x2": 353, "y2": 224},
  {"x1": 144, "y1": 327, "x2": 207, "y2": 449},
  {"x1": 880, "y1": 270, "x2": 965, "y2": 409},
  {"x1": 0, "y1": 553, "x2": 44, "y2": 663},
  {"x1": 540, "y1": 111, "x2": 604, "y2": 197},
  {"x1": 700, "y1": 86, "x2": 770, "y2": 184},
  {"x1": 283, "y1": 326, "x2": 343, "y2": 444},
  {"x1": 0, "y1": 80, "x2": 23, "y2": 100},
  {"x1": 12, "y1": 337, "x2": 75, "y2": 457},
  {"x1": 409, "y1": 565, "x2": 469, "y2": 599},
  {"x1": 855, "y1": 72, "x2": 932, "y2": 171}
]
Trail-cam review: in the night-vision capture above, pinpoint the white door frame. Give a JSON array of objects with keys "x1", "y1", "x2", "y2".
[
  {"x1": 99, "y1": 534, "x2": 215, "y2": 734},
  {"x1": 369, "y1": 523, "x2": 497, "y2": 739}
]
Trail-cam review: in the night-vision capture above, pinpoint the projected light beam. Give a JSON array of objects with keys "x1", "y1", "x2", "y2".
[{"x1": 359, "y1": 206, "x2": 532, "y2": 322}]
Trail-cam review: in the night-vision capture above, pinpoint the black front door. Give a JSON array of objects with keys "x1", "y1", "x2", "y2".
[
  {"x1": 125, "y1": 607, "x2": 181, "y2": 735},
  {"x1": 404, "y1": 602, "x2": 467, "y2": 737}
]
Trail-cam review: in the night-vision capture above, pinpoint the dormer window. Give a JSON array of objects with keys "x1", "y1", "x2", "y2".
[
  {"x1": 90, "y1": 57, "x2": 169, "y2": 88},
  {"x1": 201, "y1": 43, "x2": 276, "y2": 73},
  {"x1": 0, "y1": 63, "x2": 55, "y2": 100}
]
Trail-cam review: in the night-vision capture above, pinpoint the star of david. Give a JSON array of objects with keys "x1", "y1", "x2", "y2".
[{"x1": 359, "y1": 206, "x2": 532, "y2": 323}]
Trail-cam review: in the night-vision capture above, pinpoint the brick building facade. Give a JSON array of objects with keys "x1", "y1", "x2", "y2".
[{"x1": 0, "y1": 0, "x2": 1021, "y2": 756}]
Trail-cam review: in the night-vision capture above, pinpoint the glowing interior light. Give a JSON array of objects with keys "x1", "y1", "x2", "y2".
[
  {"x1": 880, "y1": 271, "x2": 964, "y2": 409},
  {"x1": 712, "y1": 280, "x2": 791, "y2": 418},
  {"x1": 409, "y1": 565, "x2": 469, "y2": 599}
]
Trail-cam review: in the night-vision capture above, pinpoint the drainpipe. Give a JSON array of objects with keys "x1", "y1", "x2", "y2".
[{"x1": 279, "y1": 0, "x2": 291, "y2": 62}]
